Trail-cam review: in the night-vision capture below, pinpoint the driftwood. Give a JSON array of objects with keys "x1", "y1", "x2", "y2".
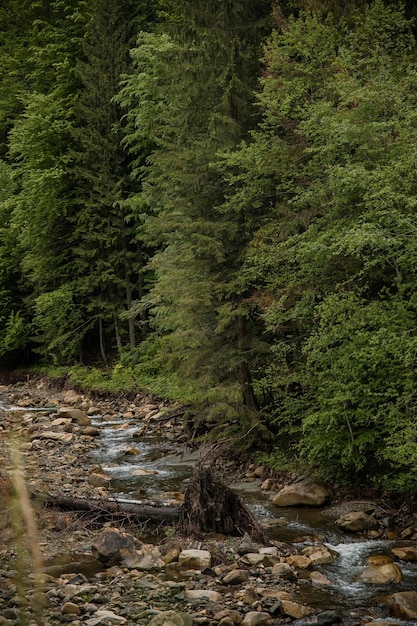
[{"x1": 34, "y1": 492, "x2": 180, "y2": 523}]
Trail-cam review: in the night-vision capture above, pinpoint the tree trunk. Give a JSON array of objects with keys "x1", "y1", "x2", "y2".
[
  {"x1": 237, "y1": 314, "x2": 259, "y2": 411},
  {"x1": 98, "y1": 316, "x2": 107, "y2": 363},
  {"x1": 114, "y1": 316, "x2": 122, "y2": 352},
  {"x1": 35, "y1": 492, "x2": 180, "y2": 524},
  {"x1": 125, "y1": 279, "x2": 136, "y2": 349}
]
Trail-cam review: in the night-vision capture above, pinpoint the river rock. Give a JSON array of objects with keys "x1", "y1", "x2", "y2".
[
  {"x1": 91, "y1": 527, "x2": 142, "y2": 565},
  {"x1": 122, "y1": 544, "x2": 165, "y2": 570},
  {"x1": 271, "y1": 562, "x2": 297, "y2": 580},
  {"x1": 148, "y1": 610, "x2": 193, "y2": 626},
  {"x1": 32, "y1": 430, "x2": 74, "y2": 443},
  {"x1": 85, "y1": 609, "x2": 127, "y2": 625},
  {"x1": 285, "y1": 554, "x2": 311, "y2": 569},
  {"x1": 272, "y1": 479, "x2": 329, "y2": 507},
  {"x1": 184, "y1": 589, "x2": 222, "y2": 602},
  {"x1": 222, "y1": 569, "x2": 250, "y2": 585},
  {"x1": 178, "y1": 549, "x2": 211, "y2": 569},
  {"x1": 310, "y1": 570, "x2": 333, "y2": 586},
  {"x1": 237, "y1": 533, "x2": 260, "y2": 556},
  {"x1": 58, "y1": 407, "x2": 91, "y2": 426},
  {"x1": 357, "y1": 555, "x2": 403, "y2": 584},
  {"x1": 335, "y1": 511, "x2": 378, "y2": 532},
  {"x1": 240, "y1": 612, "x2": 271, "y2": 626},
  {"x1": 61, "y1": 601, "x2": 81, "y2": 615},
  {"x1": 316, "y1": 610, "x2": 343, "y2": 625},
  {"x1": 214, "y1": 610, "x2": 242, "y2": 624},
  {"x1": 240, "y1": 552, "x2": 272, "y2": 566},
  {"x1": 301, "y1": 544, "x2": 336, "y2": 565},
  {"x1": 280, "y1": 600, "x2": 315, "y2": 619},
  {"x1": 387, "y1": 591, "x2": 417, "y2": 620},
  {"x1": 391, "y1": 545, "x2": 417, "y2": 561},
  {"x1": 88, "y1": 472, "x2": 112, "y2": 487}
]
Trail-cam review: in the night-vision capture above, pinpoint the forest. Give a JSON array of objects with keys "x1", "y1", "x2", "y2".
[{"x1": 2, "y1": 0, "x2": 417, "y2": 493}]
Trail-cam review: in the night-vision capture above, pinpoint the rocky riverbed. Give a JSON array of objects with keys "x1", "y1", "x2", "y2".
[{"x1": 1, "y1": 376, "x2": 417, "y2": 626}]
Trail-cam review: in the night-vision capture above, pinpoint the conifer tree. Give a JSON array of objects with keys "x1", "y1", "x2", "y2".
[
  {"x1": 71, "y1": 0, "x2": 155, "y2": 360},
  {"x1": 119, "y1": 0, "x2": 272, "y2": 426}
]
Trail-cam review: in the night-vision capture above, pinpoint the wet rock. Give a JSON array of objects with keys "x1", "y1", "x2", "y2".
[
  {"x1": 178, "y1": 549, "x2": 211, "y2": 569},
  {"x1": 309, "y1": 571, "x2": 333, "y2": 586},
  {"x1": 357, "y1": 555, "x2": 403, "y2": 584},
  {"x1": 391, "y1": 545, "x2": 417, "y2": 561},
  {"x1": 148, "y1": 610, "x2": 193, "y2": 626},
  {"x1": 88, "y1": 472, "x2": 112, "y2": 487},
  {"x1": 280, "y1": 600, "x2": 315, "y2": 619},
  {"x1": 272, "y1": 479, "x2": 329, "y2": 507},
  {"x1": 387, "y1": 591, "x2": 417, "y2": 620},
  {"x1": 83, "y1": 426, "x2": 101, "y2": 437},
  {"x1": 58, "y1": 407, "x2": 91, "y2": 426},
  {"x1": 240, "y1": 611, "x2": 271, "y2": 626},
  {"x1": 316, "y1": 610, "x2": 343, "y2": 625},
  {"x1": 335, "y1": 511, "x2": 378, "y2": 532},
  {"x1": 300, "y1": 545, "x2": 336, "y2": 565},
  {"x1": 91, "y1": 528, "x2": 142, "y2": 565}
]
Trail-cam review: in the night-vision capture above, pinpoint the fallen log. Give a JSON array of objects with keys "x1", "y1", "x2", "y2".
[{"x1": 33, "y1": 492, "x2": 180, "y2": 523}]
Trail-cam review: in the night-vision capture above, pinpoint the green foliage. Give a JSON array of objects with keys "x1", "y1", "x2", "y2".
[{"x1": 32, "y1": 285, "x2": 84, "y2": 365}]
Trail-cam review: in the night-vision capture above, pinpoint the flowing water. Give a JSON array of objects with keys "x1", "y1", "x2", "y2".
[
  {"x1": 86, "y1": 413, "x2": 417, "y2": 622},
  {"x1": 3, "y1": 398, "x2": 416, "y2": 622}
]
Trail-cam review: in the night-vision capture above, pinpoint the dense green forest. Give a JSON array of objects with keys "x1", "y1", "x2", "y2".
[{"x1": 2, "y1": 0, "x2": 417, "y2": 491}]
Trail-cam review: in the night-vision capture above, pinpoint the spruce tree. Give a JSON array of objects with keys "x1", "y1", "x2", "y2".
[
  {"x1": 71, "y1": 0, "x2": 155, "y2": 361},
  {"x1": 119, "y1": 0, "x2": 272, "y2": 428}
]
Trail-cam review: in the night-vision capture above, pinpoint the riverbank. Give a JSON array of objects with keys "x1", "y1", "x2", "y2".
[{"x1": 1, "y1": 375, "x2": 417, "y2": 625}]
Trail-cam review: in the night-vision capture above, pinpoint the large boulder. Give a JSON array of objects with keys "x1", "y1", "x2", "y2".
[
  {"x1": 357, "y1": 555, "x2": 403, "y2": 584},
  {"x1": 272, "y1": 479, "x2": 329, "y2": 507},
  {"x1": 387, "y1": 591, "x2": 417, "y2": 620},
  {"x1": 335, "y1": 511, "x2": 378, "y2": 532}
]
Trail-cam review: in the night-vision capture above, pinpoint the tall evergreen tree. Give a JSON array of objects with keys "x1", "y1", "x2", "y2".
[
  {"x1": 71, "y1": 0, "x2": 155, "y2": 361},
  {"x1": 119, "y1": 0, "x2": 272, "y2": 429}
]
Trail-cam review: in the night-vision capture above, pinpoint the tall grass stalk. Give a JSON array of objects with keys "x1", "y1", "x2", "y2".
[{"x1": 9, "y1": 439, "x2": 45, "y2": 625}]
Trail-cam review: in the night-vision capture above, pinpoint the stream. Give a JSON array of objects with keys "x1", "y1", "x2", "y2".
[
  {"x1": 85, "y1": 411, "x2": 417, "y2": 622},
  {"x1": 2, "y1": 393, "x2": 417, "y2": 623}
]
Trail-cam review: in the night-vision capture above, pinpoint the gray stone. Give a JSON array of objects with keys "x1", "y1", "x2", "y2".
[{"x1": 91, "y1": 527, "x2": 142, "y2": 565}]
